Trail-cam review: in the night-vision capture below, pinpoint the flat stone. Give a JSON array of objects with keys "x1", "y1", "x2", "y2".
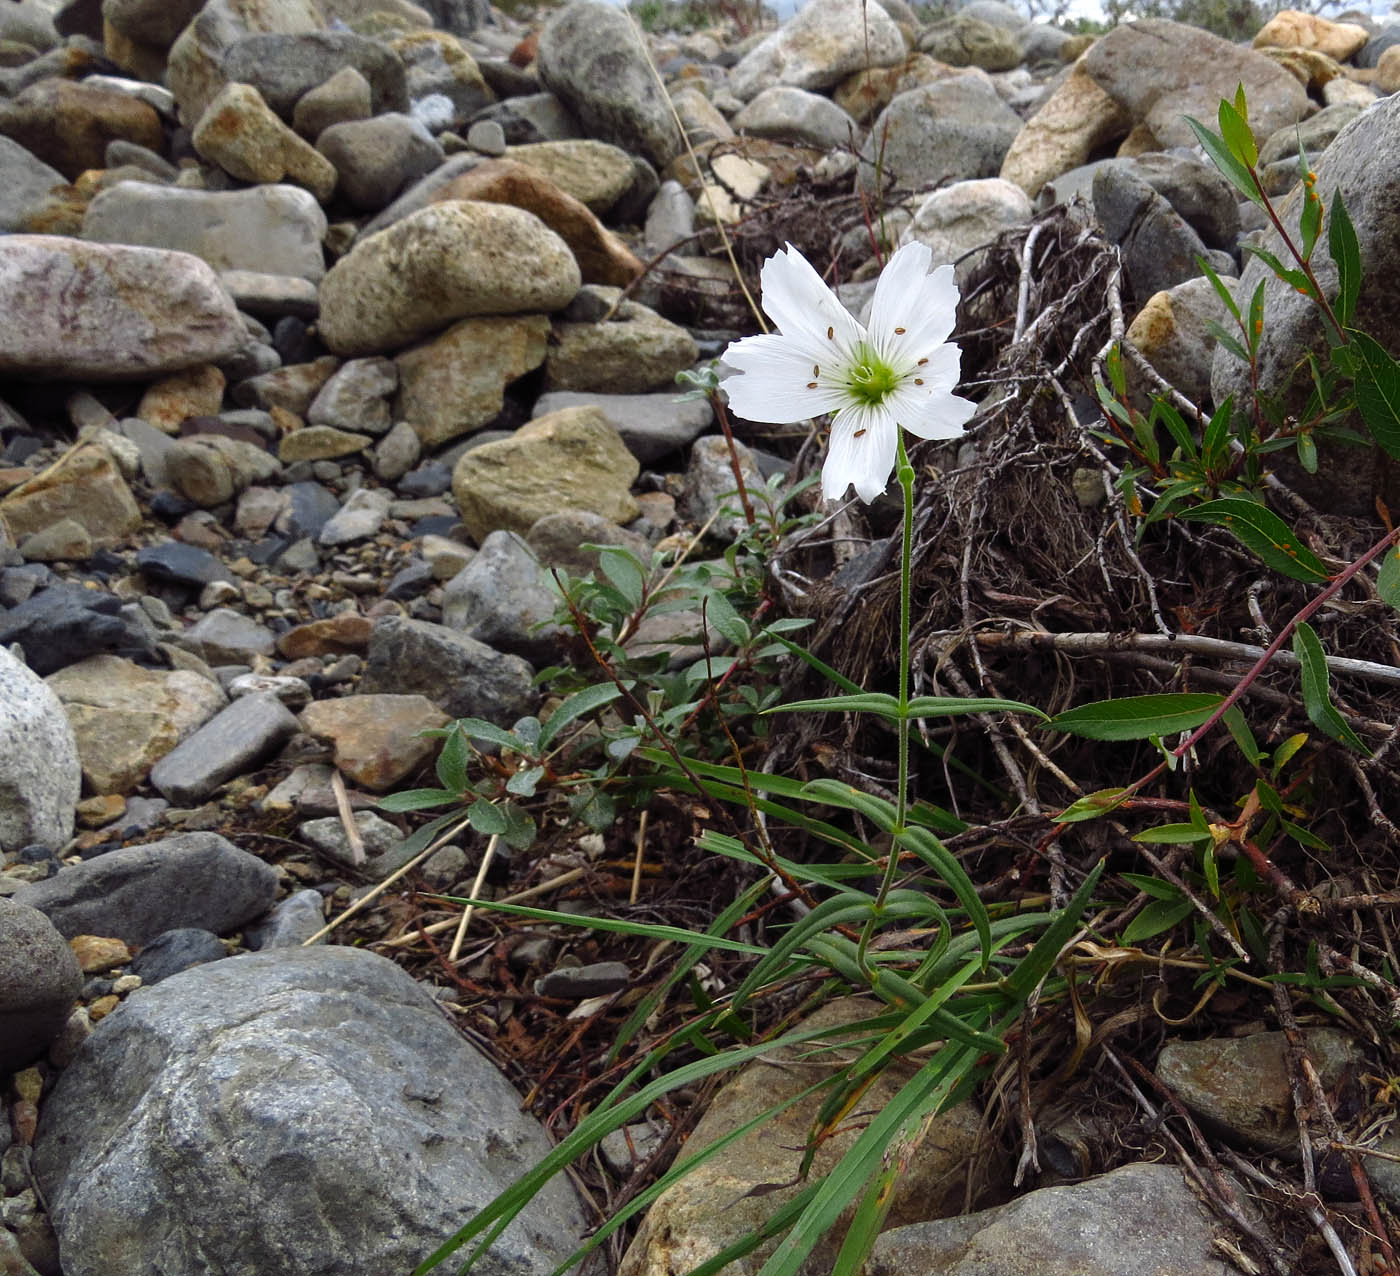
[
  {"x1": 317, "y1": 487, "x2": 390, "y2": 546},
  {"x1": 299, "y1": 693, "x2": 449, "y2": 791},
  {"x1": 278, "y1": 425, "x2": 372, "y2": 463},
  {"x1": 535, "y1": 960, "x2": 629, "y2": 999},
  {"x1": 242, "y1": 888, "x2": 324, "y2": 948},
  {"x1": 307, "y1": 357, "x2": 398, "y2": 435},
  {"x1": 546, "y1": 292, "x2": 698, "y2": 395},
  {"x1": 84, "y1": 182, "x2": 329, "y2": 283},
  {"x1": 17, "y1": 517, "x2": 92, "y2": 563},
  {"x1": 297, "y1": 810, "x2": 404, "y2": 868},
  {"x1": 1156, "y1": 1029, "x2": 1364, "y2": 1154},
  {"x1": 33, "y1": 946, "x2": 586, "y2": 1276},
  {"x1": 502, "y1": 139, "x2": 637, "y2": 216},
  {"x1": 1, "y1": 441, "x2": 142, "y2": 546},
  {"x1": 221, "y1": 29, "x2": 409, "y2": 119},
  {"x1": 0, "y1": 644, "x2": 81, "y2": 853},
  {"x1": 727, "y1": 0, "x2": 905, "y2": 101},
  {"x1": 46, "y1": 655, "x2": 227, "y2": 795},
  {"x1": 136, "y1": 542, "x2": 232, "y2": 589},
  {"x1": 0, "y1": 583, "x2": 152, "y2": 677},
  {"x1": 441, "y1": 529, "x2": 565, "y2": 663},
  {"x1": 276, "y1": 615, "x2": 373, "y2": 660},
  {"x1": 69, "y1": 934, "x2": 132, "y2": 973},
  {"x1": 185, "y1": 607, "x2": 277, "y2": 663},
  {"x1": 136, "y1": 365, "x2": 227, "y2": 435},
  {"x1": 0, "y1": 236, "x2": 246, "y2": 380},
  {"x1": 148, "y1": 692, "x2": 300, "y2": 805},
  {"x1": 0, "y1": 77, "x2": 162, "y2": 180},
  {"x1": 12, "y1": 831, "x2": 278, "y2": 944}
]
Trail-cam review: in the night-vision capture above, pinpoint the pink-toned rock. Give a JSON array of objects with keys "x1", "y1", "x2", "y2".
[
  {"x1": 0, "y1": 78, "x2": 163, "y2": 180},
  {"x1": 0, "y1": 236, "x2": 246, "y2": 380}
]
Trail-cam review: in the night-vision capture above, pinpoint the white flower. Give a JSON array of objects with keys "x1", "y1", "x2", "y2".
[{"x1": 719, "y1": 241, "x2": 976, "y2": 503}]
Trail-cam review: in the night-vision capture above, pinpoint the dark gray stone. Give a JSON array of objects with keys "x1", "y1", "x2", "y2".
[
  {"x1": 535, "y1": 960, "x2": 629, "y2": 999},
  {"x1": 0, "y1": 584, "x2": 153, "y2": 675},
  {"x1": 220, "y1": 31, "x2": 409, "y2": 119},
  {"x1": 359, "y1": 615, "x2": 535, "y2": 723},
  {"x1": 276, "y1": 481, "x2": 342, "y2": 540},
  {"x1": 0, "y1": 898, "x2": 82, "y2": 1071},
  {"x1": 130, "y1": 928, "x2": 228, "y2": 985},
  {"x1": 1092, "y1": 166, "x2": 1221, "y2": 303},
  {"x1": 864, "y1": 1163, "x2": 1234, "y2": 1276},
  {"x1": 857, "y1": 79, "x2": 1023, "y2": 194},
  {"x1": 135, "y1": 542, "x2": 233, "y2": 590},
  {"x1": 413, "y1": 0, "x2": 491, "y2": 36},
  {"x1": 316, "y1": 113, "x2": 445, "y2": 213},
  {"x1": 149, "y1": 693, "x2": 299, "y2": 805},
  {"x1": 466, "y1": 92, "x2": 581, "y2": 147},
  {"x1": 1355, "y1": 24, "x2": 1400, "y2": 68},
  {"x1": 11, "y1": 832, "x2": 278, "y2": 945},
  {"x1": 33, "y1": 946, "x2": 585, "y2": 1276}
]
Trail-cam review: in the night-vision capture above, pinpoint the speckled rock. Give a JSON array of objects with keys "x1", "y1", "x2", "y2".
[
  {"x1": 32, "y1": 946, "x2": 585, "y2": 1276},
  {"x1": 318, "y1": 200, "x2": 580, "y2": 356},
  {"x1": 299, "y1": 693, "x2": 449, "y2": 791},
  {"x1": 451, "y1": 404, "x2": 640, "y2": 541},
  {"x1": 0, "y1": 236, "x2": 246, "y2": 379},
  {"x1": 546, "y1": 292, "x2": 698, "y2": 395},
  {"x1": 0, "y1": 898, "x2": 83, "y2": 1072},
  {"x1": 0, "y1": 644, "x2": 81, "y2": 853}
]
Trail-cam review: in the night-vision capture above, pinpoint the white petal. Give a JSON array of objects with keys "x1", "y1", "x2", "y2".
[
  {"x1": 822, "y1": 404, "x2": 899, "y2": 503},
  {"x1": 869, "y1": 251, "x2": 960, "y2": 368},
  {"x1": 720, "y1": 333, "x2": 850, "y2": 422},
  {"x1": 894, "y1": 387, "x2": 977, "y2": 440},
  {"x1": 761, "y1": 243, "x2": 865, "y2": 359}
]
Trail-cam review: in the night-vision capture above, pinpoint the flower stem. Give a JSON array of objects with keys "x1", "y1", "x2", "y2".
[{"x1": 857, "y1": 434, "x2": 915, "y2": 976}]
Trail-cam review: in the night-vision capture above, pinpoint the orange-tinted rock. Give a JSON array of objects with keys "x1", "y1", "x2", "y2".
[
  {"x1": 426, "y1": 159, "x2": 642, "y2": 286},
  {"x1": 0, "y1": 78, "x2": 163, "y2": 179},
  {"x1": 276, "y1": 615, "x2": 374, "y2": 660},
  {"x1": 298, "y1": 694, "x2": 449, "y2": 791}
]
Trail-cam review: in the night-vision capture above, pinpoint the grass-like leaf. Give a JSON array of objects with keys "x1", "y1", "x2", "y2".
[{"x1": 1329, "y1": 188, "x2": 1361, "y2": 327}]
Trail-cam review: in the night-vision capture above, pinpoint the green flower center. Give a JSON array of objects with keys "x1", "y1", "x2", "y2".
[{"x1": 844, "y1": 345, "x2": 900, "y2": 407}]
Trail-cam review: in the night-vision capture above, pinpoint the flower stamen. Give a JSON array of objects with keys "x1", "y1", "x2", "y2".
[{"x1": 845, "y1": 345, "x2": 901, "y2": 407}]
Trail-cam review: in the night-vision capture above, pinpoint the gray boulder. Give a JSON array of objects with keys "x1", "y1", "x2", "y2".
[
  {"x1": 11, "y1": 832, "x2": 278, "y2": 945},
  {"x1": 535, "y1": 1, "x2": 682, "y2": 168},
  {"x1": 34, "y1": 946, "x2": 585, "y2": 1276},
  {"x1": 316, "y1": 113, "x2": 445, "y2": 212},
  {"x1": 0, "y1": 136, "x2": 66, "y2": 234},
  {"x1": 857, "y1": 78, "x2": 1024, "y2": 194},
  {"x1": 865, "y1": 1163, "x2": 1235, "y2": 1276},
  {"x1": 0, "y1": 898, "x2": 82, "y2": 1072},
  {"x1": 220, "y1": 30, "x2": 409, "y2": 119},
  {"x1": 0, "y1": 644, "x2": 80, "y2": 853},
  {"x1": 442, "y1": 530, "x2": 567, "y2": 664}
]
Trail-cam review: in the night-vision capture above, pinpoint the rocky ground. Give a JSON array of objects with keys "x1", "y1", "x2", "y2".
[{"x1": 2, "y1": 0, "x2": 1400, "y2": 1272}]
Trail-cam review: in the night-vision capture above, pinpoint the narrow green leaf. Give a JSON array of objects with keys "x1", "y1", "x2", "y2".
[
  {"x1": 1205, "y1": 320, "x2": 1249, "y2": 364},
  {"x1": 598, "y1": 546, "x2": 645, "y2": 610},
  {"x1": 1328, "y1": 188, "x2": 1361, "y2": 327},
  {"x1": 1198, "y1": 254, "x2": 1242, "y2": 324},
  {"x1": 1056, "y1": 788, "x2": 1129, "y2": 823},
  {"x1": 1292, "y1": 621, "x2": 1371, "y2": 755},
  {"x1": 703, "y1": 589, "x2": 750, "y2": 647},
  {"x1": 453, "y1": 718, "x2": 523, "y2": 753},
  {"x1": 905, "y1": 695, "x2": 1049, "y2": 721},
  {"x1": 1002, "y1": 858, "x2": 1104, "y2": 1000},
  {"x1": 538, "y1": 682, "x2": 625, "y2": 750},
  {"x1": 1241, "y1": 244, "x2": 1312, "y2": 296},
  {"x1": 1120, "y1": 871, "x2": 1184, "y2": 901},
  {"x1": 1132, "y1": 823, "x2": 1213, "y2": 845},
  {"x1": 1122, "y1": 896, "x2": 1195, "y2": 944},
  {"x1": 1049, "y1": 693, "x2": 1223, "y2": 741},
  {"x1": 779, "y1": 692, "x2": 903, "y2": 719},
  {"x1": 1222, "y1": 704, "x2": 1264, "y2": 765},
  {"x1": 1299, "y1": 167, "x2": 1322, "y2": 263},
  {"x1": 378, "y1": 787, "x2": 458, "y2": 812},
  {"x1": 1185, "y1": 114, "x2": 1261, "y2": 205},
  {"x1": 1347, "y1": 330, "x2": 1400, "y2": 460},
  {"x1": 1177, "y1": 497, "x2": 1329, "y2": 582}
]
